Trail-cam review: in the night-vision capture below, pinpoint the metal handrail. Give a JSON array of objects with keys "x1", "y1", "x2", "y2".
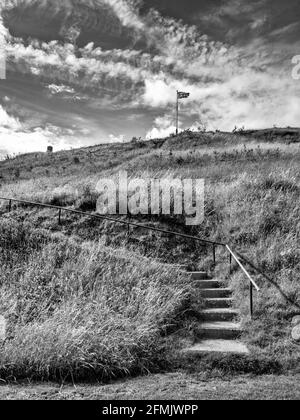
[
  {"x1": 226, "y1": 245, "x2": 260, "y2": 318},
  {"x1": 0, "y1": 196, "x2": 278, "y2": 318},
  {"x1": 236, "y1": 251, "x2": 300, "y2": 311},
  {"x1": 226, "y1": 245, "x2": 260, "y2": 291},
  {"x1": 0, "y1": 196, "x2": 224, "y2": 247}
]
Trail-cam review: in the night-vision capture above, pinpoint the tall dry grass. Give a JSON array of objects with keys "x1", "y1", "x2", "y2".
[
  {"x1": 0, "y1": 131, "x2": 299, "y2": 372},
  {"x1": 0, "y1": 220, "x2": 190, "y2": 380},
  {"x1": 204, "y1": 169, "x2": 300, "y2": 363}
]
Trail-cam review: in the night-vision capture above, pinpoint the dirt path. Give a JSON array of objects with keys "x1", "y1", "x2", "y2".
[{"x1": 0, "y1": 373, "x2": 299, "y2": 400}]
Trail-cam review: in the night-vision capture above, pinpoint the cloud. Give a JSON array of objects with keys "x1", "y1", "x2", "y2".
[
  {"x1": 146, "y1": 115, "x2": 176, "y2": 139},
  {"x1": 47, "y1": 84, "x2": 75, "y2": 95},
  {"x1": 109, "y1": 133, "x2": 125, "y2": 143},
  {"x1": 0, "y1": 128, "x2": 77, "y2": 158},
  {"x1": 0, "y1": 104, "x2": 77, "y2": 156},
  {"x1": 6, "y1": 40, "x2": 148, "y2": 98},
  {"x1": 46, "y1": 83, "x2": 89, "y2": 101},
  {"x1": 0, "y1": 104, "x2": 21, "y2": 129},
  {"x1": 5, "y1": 14, "x2": 239, "y2": 109},
  {"x1": 143, "y1": 79, "x2": 176, "y2": 107},
  {"x1": 1, "y1": 0, "x2": 300, "y2": 156},
  {"x1": 2, "y1": 0, "x2": 144, "y2": 33},
  {"x1": 101, "y1": 0, "x2": 144, "y2": 30},
  {"x1": 59, "y1": 24, "x2": 81, "y2": 44},
  {"x1": 6, "y1": 4, "x2": 300, "y2": 132}
]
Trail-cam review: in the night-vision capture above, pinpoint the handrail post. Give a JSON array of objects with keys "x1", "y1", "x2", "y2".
[
  {"x1": 58, "y1": 209, "x2": 61, "y2": 225},
  {"x1": 250, "y1": 282, "x2": 254, "y2": 319},
  {"x1": 226, "y1": 245, "x2": 260, "y2": 293},
  {"x1": 8, "y1": 200, "x2": 11, "y2": 213}
]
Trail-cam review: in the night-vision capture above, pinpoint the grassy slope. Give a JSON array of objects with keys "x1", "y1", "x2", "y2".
[
  {"x1": 0, "y1": 129, "x2": 299, "y2": 380},
  {"x1": 0, "y1": 221, "x2": 191, "y2": 381}
]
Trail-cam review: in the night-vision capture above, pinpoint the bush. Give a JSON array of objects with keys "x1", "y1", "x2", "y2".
[{"x1": 76, "y1": 185, "x2": 98, "y2": 211}]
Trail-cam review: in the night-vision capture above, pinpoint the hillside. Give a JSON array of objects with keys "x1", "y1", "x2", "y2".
[{"x1": 0, "y1": 129, "x2": 299, "y2": 384}]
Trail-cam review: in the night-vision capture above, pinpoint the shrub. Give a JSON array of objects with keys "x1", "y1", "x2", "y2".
[{"x1": 76, "y1": 185, "x2": 98, "y2": 211}]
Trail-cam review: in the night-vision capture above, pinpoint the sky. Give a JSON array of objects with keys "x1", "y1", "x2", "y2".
[{"x1": 0, "y1": 0, "x2": 300, "y2": 156}]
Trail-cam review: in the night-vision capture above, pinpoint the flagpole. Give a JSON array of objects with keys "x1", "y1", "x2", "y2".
[
  {"x1": 176, "y1": 90, "x2": 189, "y2": 135},
  {"x1": 176, "y1": 90, "x2": 179, "y2": 135}
]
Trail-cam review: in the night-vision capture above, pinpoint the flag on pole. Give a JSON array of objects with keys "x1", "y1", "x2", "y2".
[
  {"x1": 177, "y1": 91, "x2": 190, "y2": 99},
  {"x1": 175, "y1": 91, "x2": 190, "y2": 134}
]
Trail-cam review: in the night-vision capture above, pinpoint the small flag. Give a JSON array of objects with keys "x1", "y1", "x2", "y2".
[{"x1": 177, "y1": 91, "x2": 190, "y2": 99}]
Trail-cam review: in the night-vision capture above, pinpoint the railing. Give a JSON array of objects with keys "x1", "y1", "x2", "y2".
[
  {"x1": 226, "y1": 245, "x2": 260, "y2": 317},
  {"x1": 0, "y1": 196, "x2": 269, "y2": 319}
]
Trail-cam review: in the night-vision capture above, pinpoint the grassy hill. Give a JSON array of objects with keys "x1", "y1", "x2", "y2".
[{"x1": 0, "y1": 129, "x2": 299, "y2": 381}]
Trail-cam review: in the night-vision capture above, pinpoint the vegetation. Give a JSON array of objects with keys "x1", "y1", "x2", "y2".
[
  {"x1": 0, "y1": 128, "x2": 299, "y2": 380},
  {"x1": 0, "y1": 220, "x2": 190, "y2": 381},
  {"x1": 0, "y1": 373, "x2": 299, "y2": 400}
]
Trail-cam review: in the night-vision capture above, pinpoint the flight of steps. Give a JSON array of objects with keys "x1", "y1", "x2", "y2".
[{"x1": 183, "y1": 271, "x2": 249, "y2": 355}]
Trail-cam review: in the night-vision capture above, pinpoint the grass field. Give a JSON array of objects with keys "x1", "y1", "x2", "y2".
[{"x1": 0, "y1": 129, "x2": 299, "y2": 386}]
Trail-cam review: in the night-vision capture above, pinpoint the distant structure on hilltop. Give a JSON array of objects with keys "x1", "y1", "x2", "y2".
[{"x1": 47, "y1": 146, "x2": 53, "y2": 153}]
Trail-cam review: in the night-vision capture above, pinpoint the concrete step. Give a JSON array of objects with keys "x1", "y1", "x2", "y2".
[
  {"x1": 201, "y1": 288, "x2": 232, "y2": 299},
  {"x1": 193, "y1": 280, "x2": 224, "y2": 289},
  {"x1": 182, "y1": 339, "x2": 249, "y2": 355},
  {"x1": 204, "y1": 298, "x2": 234, "y2": 308},
  {"x1": 201, "y1": 308, "x2": 239, "y2": 322},
  {"x1": 190, "y1": 272, "x2": 210, "y2": 280},
  {"x1": 195, "y1": 321, "x2": 242, "y2": 339}
]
